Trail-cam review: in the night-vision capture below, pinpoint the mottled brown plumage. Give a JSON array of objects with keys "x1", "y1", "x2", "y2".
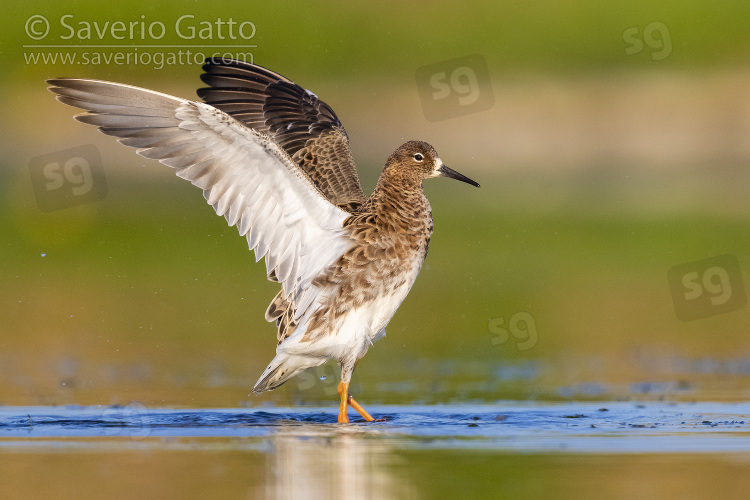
[
  {"x1": 252, "y1": 139, "x2": 478, "y2": 424},
  {"x1": 46, "y1": 58, "x2": 479, "y2": 423},
  {"x1": 301, "y1": 143, "x2": 437, "y2": 344},
  {"x1": 264, "y1": 142, "x2": 446, "y2": 347}
]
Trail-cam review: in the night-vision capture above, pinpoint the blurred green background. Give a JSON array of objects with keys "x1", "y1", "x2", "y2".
[{"x1": 2, "y1": 0, "x2": 750, "y2": 408}]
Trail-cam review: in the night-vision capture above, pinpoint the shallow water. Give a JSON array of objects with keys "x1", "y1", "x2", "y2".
[
  {"x1": 3, "y1": 401, "x2": 750, "y2": 452},
  {"x1": 3, "y1": 402, "x2": 750, "y2": 499}
]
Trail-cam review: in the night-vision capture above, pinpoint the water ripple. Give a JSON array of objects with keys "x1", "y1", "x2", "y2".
[{"x1": 1, "y1": 402, "x2": 750, "y2": 453}]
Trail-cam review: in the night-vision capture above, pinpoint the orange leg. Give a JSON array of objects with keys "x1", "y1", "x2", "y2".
[
  {"x1": 337, "y1": 381, "x2": 374, "y2": 423},
  {"x1": 338, "y1": 380, "x2": 350, "y2": 423}
]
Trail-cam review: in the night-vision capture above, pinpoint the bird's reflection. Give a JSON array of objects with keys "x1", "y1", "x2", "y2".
[{"x1": 261, "y1": 425, "x2": 415, "y2": 499}]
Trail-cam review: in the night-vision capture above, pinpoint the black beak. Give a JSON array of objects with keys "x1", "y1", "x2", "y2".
[{"x1": 438, "y1": 164, "x2": 480, "y2": 187}]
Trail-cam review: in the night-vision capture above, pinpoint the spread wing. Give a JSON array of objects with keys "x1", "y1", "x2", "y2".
[
  {"x1": 197, "y1": 58, "x2": 367, "y2": 211},
  {"x1": 46, "y1": 78, "x2": 354, "y2": 301}
]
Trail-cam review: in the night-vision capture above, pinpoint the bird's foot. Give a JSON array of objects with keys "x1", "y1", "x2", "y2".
[{"x1": 337, "y1": 381, "x2": 374, "y2": 422}]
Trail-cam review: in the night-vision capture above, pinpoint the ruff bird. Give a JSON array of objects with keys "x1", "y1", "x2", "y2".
[{"x1": 47, "y1": 58, "x2": 479, "y2": 422}]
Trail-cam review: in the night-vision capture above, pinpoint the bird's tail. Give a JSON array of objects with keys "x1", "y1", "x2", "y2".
[{"x1": 252, "y1": 353, "x2": 326, "y2": 393}]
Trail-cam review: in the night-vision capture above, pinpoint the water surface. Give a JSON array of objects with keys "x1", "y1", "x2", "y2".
[{"x1": 2, "y1": 402, "x2": 750, "y2": 499}]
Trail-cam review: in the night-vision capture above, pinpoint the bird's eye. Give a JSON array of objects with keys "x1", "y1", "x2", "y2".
[{"x1": 413, "y1": 153, "x2": 424, "y2": 162}]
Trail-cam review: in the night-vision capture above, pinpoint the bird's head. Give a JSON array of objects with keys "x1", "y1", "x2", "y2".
[{"x1": 386, "y1": 141, "x2": 480, "y2": 188}]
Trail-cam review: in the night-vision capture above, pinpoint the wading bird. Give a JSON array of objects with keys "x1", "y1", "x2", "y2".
[{"x1": 47, "y1": 58, "x2": 479, "y2": 422}]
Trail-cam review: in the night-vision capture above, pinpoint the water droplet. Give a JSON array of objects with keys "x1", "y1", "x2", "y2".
[
  {"x1": 320, "y1": 376, "x2": 327, "y2": 381},
  {"x1": 41, "y1": 253, "x2": 46, "y2": 257}
]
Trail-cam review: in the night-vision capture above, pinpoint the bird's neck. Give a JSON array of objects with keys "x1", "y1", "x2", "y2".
[{"x1": 367, "y1": 170, "x2": 431, "y2": 222}]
